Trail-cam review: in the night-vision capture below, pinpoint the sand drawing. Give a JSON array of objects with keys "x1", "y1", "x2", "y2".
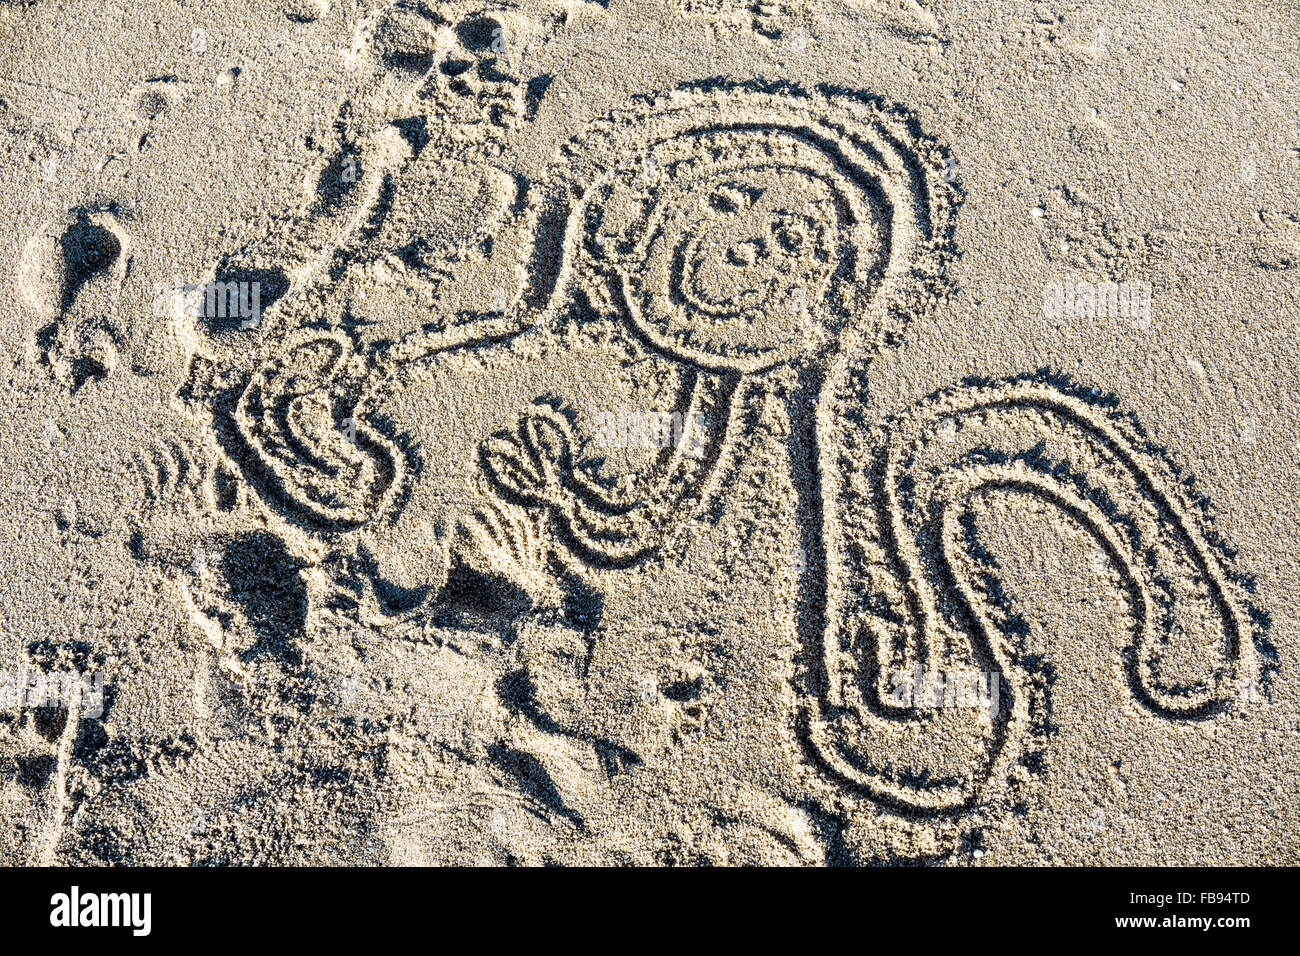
[
  {"x1": 173, "y1": 77, "x2": 1264, "y2": 824},
  {"x1": 4, "y1": 0, "x2": 1296, "y2": 870},
  {"x1": 228, "y1": 328, "x2": 404, "y2": 531}
]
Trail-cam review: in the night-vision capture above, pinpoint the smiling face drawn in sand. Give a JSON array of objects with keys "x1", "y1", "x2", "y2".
[
  {"x1": 567, "y1": 103, "x2": 916, "y2": 378},
  {"x1": 450, "y1": 86, "x2": 949, "y2": 578},
  {"x1": 622, "y1": 155, "x2": 849, "y2": 372}
]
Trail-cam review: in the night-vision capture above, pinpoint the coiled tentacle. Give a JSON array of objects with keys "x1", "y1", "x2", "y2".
[
  {"x1": 478, "y1": 370, "x2": 740, "y2": 568},
  {"x1": 225, "y1": 330, "x2": 403, "y2": 531}
]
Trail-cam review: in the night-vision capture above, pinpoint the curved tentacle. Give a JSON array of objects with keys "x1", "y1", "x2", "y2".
[
  {"x1": 221, "y1": 330, "x2": 404, "y2": 531},
  {"x1": 807, "y1": 377, "x2": 1255, "y2": 812}
]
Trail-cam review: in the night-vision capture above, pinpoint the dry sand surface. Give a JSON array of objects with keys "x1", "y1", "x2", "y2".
[{"x1": 0, "y1": 0, "x2": 1297, "y2": 865}]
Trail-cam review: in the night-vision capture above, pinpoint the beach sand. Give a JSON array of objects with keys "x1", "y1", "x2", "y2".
[{"x1": 1, "y1": 0, "x2": 1297, "y2": 864}]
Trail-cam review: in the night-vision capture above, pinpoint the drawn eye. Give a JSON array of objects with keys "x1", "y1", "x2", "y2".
[
  {"x1": 772, "y1": 215, "x2": 808, "y2": 253},
  {"x1": 725, "y1": 238, "x2": 764, "y2": 267}
]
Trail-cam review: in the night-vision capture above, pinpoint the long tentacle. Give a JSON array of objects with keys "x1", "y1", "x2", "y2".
[{"x1": 807, "y1": 376, "x2": 1256, "y2": 812}]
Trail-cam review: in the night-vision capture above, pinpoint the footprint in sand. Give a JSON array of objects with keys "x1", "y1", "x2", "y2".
[
  {"x1": 18, "y1": 206, "x2": 130, "y2": 390},
  {"x1": 200, "y1": 0, "x2": 567, "y2": 340}
]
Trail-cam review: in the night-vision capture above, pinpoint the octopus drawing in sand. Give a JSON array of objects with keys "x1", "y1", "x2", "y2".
[{"x1": 176, "y1": 75, "x2": 1265, "y2": 824}]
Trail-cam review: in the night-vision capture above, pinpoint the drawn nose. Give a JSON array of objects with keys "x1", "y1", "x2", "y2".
[{"x1": 726, "y1": 237, "x2": 766, "y2": 267}]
